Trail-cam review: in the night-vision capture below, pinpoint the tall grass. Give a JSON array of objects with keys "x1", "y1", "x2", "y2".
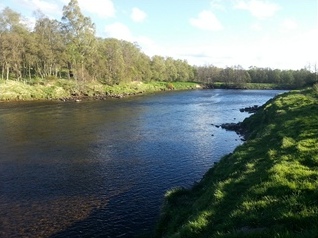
[
  {"x1": 0, "y1": 80, "x2": 200, "y2": 101},
  {"x1": 155, "y1": 87, "x2": 318, "y2": 237}
]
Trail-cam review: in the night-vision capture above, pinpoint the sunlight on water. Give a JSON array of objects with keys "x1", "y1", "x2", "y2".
[{"x1": 0, "y1": 89, "x2": 284, "y2": 237}]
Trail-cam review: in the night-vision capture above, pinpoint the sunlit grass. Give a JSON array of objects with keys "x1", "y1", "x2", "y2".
[
  {"x1": 155, "y1": 86, "x2": 318, "y2": 237},
  {"x1": 0, "y1": 80, "x2": 199, "y2": 101}
]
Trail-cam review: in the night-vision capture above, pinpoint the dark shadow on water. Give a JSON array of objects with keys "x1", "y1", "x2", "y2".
[{"x1": 50, "y1": 191, "x2": 159, "y2": 238}]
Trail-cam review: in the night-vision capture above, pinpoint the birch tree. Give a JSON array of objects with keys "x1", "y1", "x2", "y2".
[{"x1": 61, "y1": 0, "x2": 96, "y2": 80}]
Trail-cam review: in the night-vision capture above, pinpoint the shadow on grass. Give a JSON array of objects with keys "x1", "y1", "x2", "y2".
[{"x1": 155, "y1": 88, "x2": 318, "y2": 238}]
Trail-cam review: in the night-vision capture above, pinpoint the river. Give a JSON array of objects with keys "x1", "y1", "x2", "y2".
[{"x1": 0, "y1": 89, "x2": 284, "y2": 237}]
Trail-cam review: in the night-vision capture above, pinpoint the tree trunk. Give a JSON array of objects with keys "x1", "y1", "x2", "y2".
[
  {"x1": 68, "y1": 61, "x2": 73, "y2": 79},
  {"x1": 6, "y1": 64, "x2": 9, "y2": 81},
  {"x1": 1, "y1": 64, "x2": 3, "y2": 80},
  {"x1": 81, "y1": 61, "x2": 84, "y2": 81},
  {"x1": 28, "y1": 65, "x2": 31, "y2": 81}
]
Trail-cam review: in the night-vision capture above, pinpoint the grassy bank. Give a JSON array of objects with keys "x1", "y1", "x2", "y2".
[
  {"x1": 155, "y1": 85, "x2": 318, "y2": 237},
  {"x1": 206, "y1": 82, "x2": 297, "y2": 90},
  {"x1": 0, "y1": 79, "x2": 200, "y2": 102}
]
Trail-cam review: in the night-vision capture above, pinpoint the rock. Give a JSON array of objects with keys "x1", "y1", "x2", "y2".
[
  {"x1": 220, "y1": 122, "x2": 247, "y2": 141},
  {"x1": 221, "y1": 123, "x2": 241, "y2": 131},
  {"x1": 240, "y1": 105, "x2": 260, "y2": 113}
]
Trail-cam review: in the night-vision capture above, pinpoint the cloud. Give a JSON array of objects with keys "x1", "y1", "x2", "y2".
[
  {"x1": 165, "y1": 26, "x2": 317, "y2": 69},
  {"x1": 131, "y1": 7, "x2": 147, "y2": 23},
  {"x1": 250, "y1": 22, "x2": 262, "y2": 31},
  {"x1": 189, "y1": 10, "x2": 223, "y2": 31},
  {"x1": 22, "y1": 16, "x2": 37, "y2": 30},
  {"x1": 104, "y1": 22, "x2": 133, "y2": 41},
  {"x1": 234, "y1": 0, "x2": 280, "y2": 19},
  {"x1": 103, "y1": 22, "x2": 161, "y2": 57},
  {"x1": 210, "y1": 0, "x2": 226, "y2": 11},
  {"x1": 103, "y1": 22, "x2": 159, "y2": 55},
  {"x1": 20, "y1": 0, "x2": 60, "y2": 16},
  {"x1": 78, "y1": 0, "x2": 115, "y2": 18},
  {"x1": 281, "y1": 18, "x2": 298, "y2": 31}
]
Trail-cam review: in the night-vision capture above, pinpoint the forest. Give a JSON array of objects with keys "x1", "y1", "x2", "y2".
[
  {"x1": 195, "y1": 64, "x2": 317, "y2": 89},
  {"x1": 0, "y1": 0, "x2": 316, "y2": 88}
]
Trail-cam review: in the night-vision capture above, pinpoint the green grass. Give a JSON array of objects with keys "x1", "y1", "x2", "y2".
[
  {"x1": 0, "y1": 79, "x2": 200, "y2": 101},
  {"x1": 211, "y1": 82, "x2": 295, "y2": 90},
  {"x1": 155, "y1": 85, "x2": 318, "y2": 238}
]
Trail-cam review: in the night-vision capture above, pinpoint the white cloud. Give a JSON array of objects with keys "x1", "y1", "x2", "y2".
[
  {"x1": 234, "y1": 0, "x2": 280, "y2": 19},
  {"x1": 22, "y1": 16, "x2": 36, "y2": 30},
  {"x1": 210, "y1": 0, "x2": 225, "y2": 11},
  {"x1": 281, "y1": 18, "x2": 298, "y2": 31},
  {"x1": 103, "y1": 22, "x2": 162, "y2": 57},
  {"x1": 18, "y1": 0, "x2": 115, "y2": 20},
  {"x1": 78, "y1": 0, "x2": 115, "y2": 18},
  {"x1": 136, "y1": 36, "x2": 163, "y2": 56},
  {"x1": 20, "y1": 0, "x2": 60, "y2": 16},
  {"x1": 250, "y1": 22, "x2": 262, "y2": 31},
  {"x1": 103, "y1": 22, "x2": 159, "y2": 56},
  {"x1": 189, "y1": 10, "x2": 223, "y2": 31},
  {"x1": 104, "y1": 22, "x2": 133, "y2": 41},
  {"x1": 163, "y1": 26, "x2": 317, "y2": 70},
  {"x1": 131, "y1": 7, "x2": 147, "y2": 23}
]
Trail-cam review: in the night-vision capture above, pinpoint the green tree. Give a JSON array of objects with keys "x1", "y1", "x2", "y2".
[
  {"x1": 34, "y1": 15, "x2": 64, "y2": 79},
  {"x1": 96, "y1": 38, "x2": 125, "y2": 84},
  {"x1": 21, "y1": 32, "x2": 37, "y2": 80},
  {"x1": 175, "y1": 59, "x2": 193, "y2": 82},
  {"x1": 121, "y1": 41, "x2": 142, "y2": 82},
  {"x1": 195, "y1": 65, "x2": 221, "y2": 84},
  {"x1": 151, "y1": 55, "x2": 166, "y2": 81},
  {"x1": 0, "y1": 7, "x2": 27, "y2": 34},
  {"x1": 281, "y1": 70, "x2": 294, "y2": 85},
  {"x1": 136, "y1": 52, "x2": 152, "y2": 82},
  {"x1": 165, "y1": 57, "x2": 178, "y2": 81},
  {"x1": 0, "y1": 8, "x2": 28, "y2": 81},
  {"x1": 61, "y1": 0, "x2": 96, "y2": 80}
]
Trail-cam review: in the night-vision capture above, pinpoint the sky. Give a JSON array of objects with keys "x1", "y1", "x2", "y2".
[{"x1": 1, "y1": 0, "x2": 317, "y2": 70}]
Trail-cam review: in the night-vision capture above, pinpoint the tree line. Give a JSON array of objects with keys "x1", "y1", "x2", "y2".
[
  {"x1": 0, "y1": 0, "x2": 316, "y2": 88},
  {"x1": 195, "y1": 65, "x2": 317, "y2": 88},
  {"x1": 0, "y1": 0, "x2": 195, "y2": 84}
]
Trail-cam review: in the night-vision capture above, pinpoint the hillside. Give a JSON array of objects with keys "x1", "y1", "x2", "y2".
[{"x1": 155, "y1": 85, "x2": 318, "y2": 238}]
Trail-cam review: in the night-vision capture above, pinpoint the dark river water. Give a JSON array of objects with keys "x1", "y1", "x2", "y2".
[{"x1": 0, "y1": 89, "x2": 284, "y2": 237}]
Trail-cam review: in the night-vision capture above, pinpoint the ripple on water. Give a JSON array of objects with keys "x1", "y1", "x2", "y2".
[{"x1": 0, "y1": 90, "x2": 285, "y2": 237}]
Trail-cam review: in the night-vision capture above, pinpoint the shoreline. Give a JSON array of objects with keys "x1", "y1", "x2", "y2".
[
  {"x1": 155, "y1": 86, "x2": 318, "y2": 237},
  {"x1": 203, "y1": 82, "x2": 298, "y2": 90},
  {"x1": 0, "y1": 80, "x2": 201, "y2": 103},
  {"x1": 0, "y1": 79, "x2": 295, "y2": 103}
]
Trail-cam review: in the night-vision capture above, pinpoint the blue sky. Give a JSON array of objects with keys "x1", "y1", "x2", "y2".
[{"x1": 1, "y1": 0, "x2": 317, "y2": 70}]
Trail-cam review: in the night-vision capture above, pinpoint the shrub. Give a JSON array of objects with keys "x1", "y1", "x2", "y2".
[{"x1": 166, "y1": 82, "x2": 174, "y2": 90}]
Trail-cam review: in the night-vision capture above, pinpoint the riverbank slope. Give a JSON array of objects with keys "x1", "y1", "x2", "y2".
[
  {"x1": 155, "y1": 85, "x2": 318, "y2": 237},
  {"x1": 0, "y1": 79, "x2": 200, "y2": 102}
]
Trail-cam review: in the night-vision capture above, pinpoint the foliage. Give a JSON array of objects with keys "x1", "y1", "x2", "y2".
[
  {"x1": 196, "y1": 65, "x2": 317, "y2": 89},
  {"x1": 155, "y1": 86, "x2": 318, "y2": 237},
  {"x1": 1, "y1": 3, "x2": 315, "y2": 90},
  {"x1": 0, "y1": 79, "x2": 199, "y2": 101},
  {"x1": 0, "y1": 3, "x2": 195, "y2": 85}
]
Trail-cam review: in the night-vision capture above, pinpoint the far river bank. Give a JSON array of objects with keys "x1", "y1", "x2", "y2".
[
  {"x1": 0, "y1": 79, "x2": 295, "y2": 102},
  {"x1": 0, "y1": 79, "x2": 200, "y2": 102}
]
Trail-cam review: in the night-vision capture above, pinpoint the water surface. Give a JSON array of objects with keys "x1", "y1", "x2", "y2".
[{"x1": 0, "y1": 89, "x2": 284, "y2": 237}]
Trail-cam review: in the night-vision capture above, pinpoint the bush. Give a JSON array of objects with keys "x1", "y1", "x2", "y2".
[
  {"x1": 166, "y1": 82, "x2": 174, "y2": 90},
  {"x1": 313, "y1": 83, "x2": 318, "y2": 93}
]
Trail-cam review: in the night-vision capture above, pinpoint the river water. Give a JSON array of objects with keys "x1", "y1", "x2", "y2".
[{"x1": 0, "y1": 89, "x2": 284, "y2": 237}]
